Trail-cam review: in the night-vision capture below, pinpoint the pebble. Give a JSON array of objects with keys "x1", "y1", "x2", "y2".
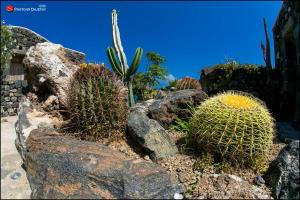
[
  {"x1": 144, "y1": 155, "x2": 150, "y2": 161},
  {"x1": 174, "y1": 193, "x2": 184, "y2": 200},
  {"x1": 178, "y1": 173, "x2": 185, "y2": 183},
  {"x1": 254, "y1": 175, "x2": 265, "y2": 186},
  {"x1": 10, "y1": 172, "x2": 21, "y2": 180}
]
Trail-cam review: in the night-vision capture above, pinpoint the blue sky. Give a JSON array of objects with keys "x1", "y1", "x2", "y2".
[{"x1": 1, "y1": 1, "x2": 282, "y2": 83}]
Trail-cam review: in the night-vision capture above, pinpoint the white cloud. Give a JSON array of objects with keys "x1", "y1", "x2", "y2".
[{"x1": 165, "y1": 74, "x2": 176, "y2": 82}]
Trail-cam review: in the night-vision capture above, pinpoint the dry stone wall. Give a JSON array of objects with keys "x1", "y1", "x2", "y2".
[
  {"x1": 1, "y1": 80, "x2": 28, "y2": 117},
  {"x1": 1, "y1": 26, "x2": 85, "y2": 117}
]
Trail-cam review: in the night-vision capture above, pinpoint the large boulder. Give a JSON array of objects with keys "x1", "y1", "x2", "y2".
[
  {"x1": 264, "y1": 140, "x2": 299, "y2": 199},
  {"x1": 127, "y1": 111, "x2": 178, "y2": 160},
  {"x1": 148, "y1": 89, "x2": 208, "y2": 128},
  {"x1": 24, "y1": 128, "x2": 181, "y2": 199},
  {"x1": 23, "y1": 42, "x2": 85, "y2": 107}
]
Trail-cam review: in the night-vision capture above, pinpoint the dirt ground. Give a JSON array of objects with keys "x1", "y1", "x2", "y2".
[{"x1": 1, "y1": 116, "x2": 31, "y2": 199}]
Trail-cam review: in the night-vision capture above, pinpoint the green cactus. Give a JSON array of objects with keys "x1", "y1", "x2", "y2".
[
  {"x1": 189, "y1": 91, "x2": 274, "y2": 170},
  {"x1": 260, "y1": 17, "x2": 272, "y2": 69},
  {"x1": 67, "y1": 63, "x2": 128, "y2": 141},
  {"x1": 107, "y1": 9, "x2": 143, "y2": 107},
  {"x1": 176, "y1": 77, "x2": 202, "y2": 90}
]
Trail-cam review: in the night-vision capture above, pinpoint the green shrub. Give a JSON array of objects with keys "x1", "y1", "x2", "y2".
[
  {"x1": 176, "y1": 77, "x2": 202, "y2": 90},
  {"x1": 189, "y1": 91, "x2": 274, "y2": 170},
  {"x1": 67, "y1": 63, "x2": 128, "y2": 141},
  {"x1": 1, "y1": 25, "x2": 14, "y2": 75}
]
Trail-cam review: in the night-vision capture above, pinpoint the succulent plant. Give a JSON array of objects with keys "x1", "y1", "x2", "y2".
[
  {"x1": 67, "y1": 63, "x2": 128, "y2": 141},
  {"x1": 189, "y1": 91, "x2": 274, "y2": 169},
  {"x1": 176, "y1": 77, "x2": 202, "y2": 90},
  {"x1": 107, "y1": 9, "x2": 143, "y2": 107}
]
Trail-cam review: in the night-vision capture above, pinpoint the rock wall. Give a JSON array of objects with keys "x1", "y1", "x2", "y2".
[
  {"x1": 9, "y1": 26, "x2": 48, "y2": 53},
  {"x1": 200, "y1": 64, "x2": 281, "y2": 119},
  {"x1": 272, "y1": 1, "x2": 300, "y2": 124},
  {"x1": 1, "y1": 80, "x2": 28, "y2": 117},
  {"x1": 1, "y1": 26, "x2": 86, "y2": 117}
]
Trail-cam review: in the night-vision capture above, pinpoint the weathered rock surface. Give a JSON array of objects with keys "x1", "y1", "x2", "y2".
[
  {"x1": 264, "y1": 140, "x2": 300, "y2": 199},
  {"x1": 15, "y1": 97, "x2": 55, "y2": 163},
  {"x1": 23, "y1": 42, "x2": 85, "y2": 107},
  {"x1": 148, "y1": 89, "x2": 208, "y2": 128},
  {"x1": 24, "y1": 128, "x2": 180, "y2": 199},
  {"x1": 128, "y1": 111, "x2": 178, "y2": 160}
]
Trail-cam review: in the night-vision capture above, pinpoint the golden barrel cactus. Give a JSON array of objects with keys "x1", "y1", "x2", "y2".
[{"x1": 189, "y1": 91, "x2": 274, "y2": 169}]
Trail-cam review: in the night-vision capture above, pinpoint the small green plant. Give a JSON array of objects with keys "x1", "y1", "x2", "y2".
[
  {"x1": 193, "y1": 153, "x2": 214, "y2": 173},
  {"x1": 172, "y1": 117, "x2": 191, "y2": 133},
  {"x1": 176, "y1": 77, "x2": 202, "y2": 90},
  {"x1": 189, "y1": 91, "x2": 274, "y2": 170},
  {"x1": 67, "y1": 63, "x2": 128, "y2": 141},
  {"x1": 1, "y1": 24, "x2": 14, "y2": 75},
  {"x1": 107, "y1": 9, "x2": 143, "y2": 107},
  {"x1": 214, "y1": 162, "x2": 234, "y2": 174}
]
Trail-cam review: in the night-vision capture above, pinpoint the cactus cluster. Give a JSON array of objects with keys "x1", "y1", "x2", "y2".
[
  {"x1": 67, "y1": 63, "x2": 128, "y2": 141},
  {"x1": 189, "y1": 91, "x2": 274, "y2": 169},
  {"x1": 176, "y1": 77, "x2": 202, "y2": 90},
  {"x1": 107, "y1": 9, "x2": 143, "y2": 107}
]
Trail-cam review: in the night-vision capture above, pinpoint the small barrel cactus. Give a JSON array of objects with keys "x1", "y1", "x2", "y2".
[
  {"x1": 176, "y1": 77, "x2": 202, "y2": 90},
  {"x1": 67, "y1": 63, "x2": 128, "y2": 141},
  {"x1": 189, "y1": 91, "x2": 274, "y2": 169}
]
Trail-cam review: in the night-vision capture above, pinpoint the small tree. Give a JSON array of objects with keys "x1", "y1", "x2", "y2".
[
  {"x1": 132, "y1": 51, "x2": 168, "y2": 101},
  {"x1": 1, "y1": 24, "x2": 13, "y2": 76}
]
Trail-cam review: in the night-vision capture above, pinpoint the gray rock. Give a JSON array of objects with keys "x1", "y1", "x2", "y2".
[
  {"x1": 11, "y1": 97, "x2": 18, "y2": 102},
  {"x1": 255, "y1": 175, "x2": 265, "y2": 186},
  {"x1": 15, "y1": 98, "x2": 32, "y2": 162},
  {"x1": 24, "y1": 128, "x2": 179, "y2": 199},
  {"x1": 23, "y1": 42, "x2": 85, "y2": 107},
  {"x1": 264, "y1": 140, "x2": 299, "y2": 199},
  {"x1": 148, "y1": 89, "x2": 208, "y2": 128},
  {"x1": 128, "y1": 111, "x2": 178, "y2": 160}
]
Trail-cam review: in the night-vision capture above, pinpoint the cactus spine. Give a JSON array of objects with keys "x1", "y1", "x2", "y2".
[
  {"x1": 176, "y1": 77, "x2": 202, "y2": 90},
  {"x1": 107, "y1": 9, "x2": 143, "y2": 107},
  {"x1": 67, "y1": 64, "x2": 128, "y2": 141},
  {"x1": 190, "y1": 91, "x2": 274, "y2": 170},
  {"x1": 260, "y1": 18, "x2": 272, "y2": 69}
]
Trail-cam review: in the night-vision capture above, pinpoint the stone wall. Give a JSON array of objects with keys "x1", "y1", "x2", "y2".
[
  {"x1": 9, "y1": 26, "x2": 48, "y2": 53},
  {"x1": 272, "y1": 1, "x2": 300, "y2": 124},
  {"x1": 1, "y1": 80, "x2": 28, "y2": 117},
  {"x1": 1, "y1": 25, "x2": 86, "y2": 117},
  {"x1": 200, "y1": 64, "x2": 281, "y2": 119}
]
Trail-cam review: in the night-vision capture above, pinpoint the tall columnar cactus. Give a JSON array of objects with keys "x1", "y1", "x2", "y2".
[
  {"x1": 67, "y1": 63, "x2": 128, "y2": 141},
  {"x1": 260, "y1": 18, "x2": 272, "y2": 69},
  {"x1": 107, "y1": 9, "x2": 143, "y2": 107},
  {"x1": 189, "y1": 91, "x2": 274, "y2": 170},
  {"x1": 176, "y1": 77, "x2": 202, "y2": 90}
]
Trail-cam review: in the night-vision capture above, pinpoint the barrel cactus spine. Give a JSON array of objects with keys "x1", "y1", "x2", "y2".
[
  {"x1": 107, "y1": 9, "x2": 143, "y2": 107},
  {"x1": 189, "y1": 91, "x2": 275, "y2": 170},
  {"x1": 176, "y1": 77, "x2": 202, "y2": 90},
  {"x1": 67, "y1": 63, "x2": 128, "y2": 141}
]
